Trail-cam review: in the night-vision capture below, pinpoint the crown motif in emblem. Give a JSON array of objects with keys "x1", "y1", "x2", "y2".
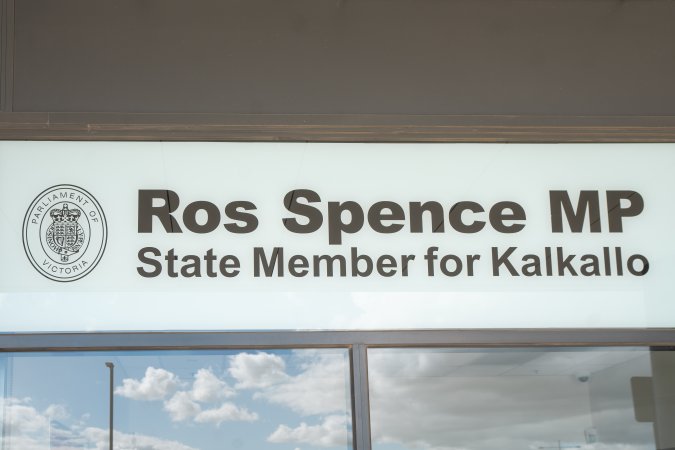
[
  {"x1": 50, "y1": 204, "x2": 81, "y2": 222},
  {"x1": 47, "y1": 204, "x2": 85, "y2": 263}
]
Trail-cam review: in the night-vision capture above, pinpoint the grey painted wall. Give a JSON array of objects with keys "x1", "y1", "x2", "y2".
[{"x1": 8, "y1": 0, "x2": 675, "y2": 114}]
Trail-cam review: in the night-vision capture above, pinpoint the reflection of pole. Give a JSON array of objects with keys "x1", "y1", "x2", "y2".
[{"x1": 105, "y1": 362, "x2": 114, "y2": 450}]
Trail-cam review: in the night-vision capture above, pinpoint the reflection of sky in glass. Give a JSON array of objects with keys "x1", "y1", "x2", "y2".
[
  {"x1": 0, "y1": 349, "x2": 352, "y2": 450},
  {"x1": 368, "y1": 348, "x2": 666, "y2": 450}
]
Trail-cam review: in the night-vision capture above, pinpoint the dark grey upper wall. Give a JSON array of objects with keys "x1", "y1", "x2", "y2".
[{"x1": 10, "y1": 0, "x2": 675, "y2": 115}]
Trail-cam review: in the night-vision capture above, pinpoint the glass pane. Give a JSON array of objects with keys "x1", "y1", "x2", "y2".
[
  {"x1": 0, "y1": 349, "x2": 352, "y2": 450},
  {"x1": 368, "y1": 347, "x2": 675, "y2": 450}
]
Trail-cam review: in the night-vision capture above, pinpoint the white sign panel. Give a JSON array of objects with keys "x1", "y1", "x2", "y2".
[{"x1": 0, "y1": 142, "x2": 673, "y2": 331}]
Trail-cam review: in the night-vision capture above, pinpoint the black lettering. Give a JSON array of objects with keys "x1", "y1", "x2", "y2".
[
  {"x1": 607, "y1": 191, "x2": 644, "y2": 232},
  {"x1": 288, "y1": 255, "x2": 309, "y2": 277},
  {"x1": 165, "y1": 249, "x2": 179, "y2": 278},
  {"x1": 615, "y1": 247, "x2": 623, "y2": 276},
  {"x1": 180, "y1": 255, "x2": 202, "y2": 277},
  {"x1": 376, "y1": 255, "x2": 397, "y2": 277},
  {"x1": 425, "y1": 246, "x2": 439, "y2": 276},
  {"x1": 368, "y1": 201, "x2": 405, "y2": 233},
  {"x1": 627, "y1": 254, "x2": 649, "y2": 276},
  {"x1": 254, "y1": 247, "x2": 284, "y2": 277},
  {"x1": 580, "y1": 255, "x2": 600, "y2": 276},
  {"x1": 557, "y1": 248, "x2": 578, "y2": 276},
  {"x1": 550, "y1": 191, "x2": 601, "y2": 232},
  {"x1": 137, "y1": 247, "x2": 162, "y2": 277},
  {"x1": 448, "y1": 201, "x2": 485, "y2": 233},
  {"x1": 138, "y1": 190, "x2": 182, "y2": 233},
  {"x1": 490, "y1": 201, "x2": 526, "y2": 233},
  {"x1": 410, "y1": 201, "x2": 445, "y2": 233},
  {"x1": 351, "y1": 247, "x2": 373, "y2": 277},
  {"x1": 224, "y1": 201, "x2": 258, "y2": 233},
  {"x1": 401, "y1": 254, "x2": 415, "y2": 276},
  {"x1": 327, "y1": 201, "x2": 364, "y2": 245},
  {"x1": 219, "y1": 255, "x2": 240, "y2": 277},
  {"x1": 521, "y1": 254, "x2": 541, "y2": 276},
  {"x1": 204, "y1": 249, "x2": 218, "y2": 277},
  {"x1": 545, "y1": 247, "x2": 553, "y2": 276},
  {"x1": 603, "y1": 247, "x2": 612, "y2": 275},
  {"x1": 313, "y1": 254, "x2": 347, "y2": 277},
  {"x1": 283, "y1": 189, "x2": 323, "y2": 234},
  {"x1": 183, "y1": 201, "x2": 221, "y2": 233},
  {"x1": 492, "y1": 247, "x2": 519, "y2": 276},
  {"x1": 440, "y1": 254, "x2": 463, "y2": 276}
]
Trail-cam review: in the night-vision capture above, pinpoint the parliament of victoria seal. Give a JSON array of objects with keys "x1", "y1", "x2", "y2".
[{"x1": 23, "y1": 185, "x2": 107, "y2": 282}]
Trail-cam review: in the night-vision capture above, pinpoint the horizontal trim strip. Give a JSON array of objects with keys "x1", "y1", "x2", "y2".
[
  {"x1": 2, "y1": 113, "x2": 675, "y2": 142},
  {"x1": 1, "y1": 329, "x2": 674, "y2": 352}
]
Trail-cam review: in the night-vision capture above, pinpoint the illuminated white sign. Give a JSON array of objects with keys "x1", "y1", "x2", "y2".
[{"x1": 0, "y1": 142, "x2": 673, "y2": 331}]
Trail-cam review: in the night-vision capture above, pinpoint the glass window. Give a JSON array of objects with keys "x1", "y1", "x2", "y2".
[
  {"x1": 0, "y1": 349, "x2": 352, "y2": 450},
  {"x1": 368, "y1": 347, "x2": 675, "y2": 450}
]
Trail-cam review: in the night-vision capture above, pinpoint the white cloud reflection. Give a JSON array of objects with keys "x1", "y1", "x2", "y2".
[
  {"x1": 0, "y1": 397, "x2": 197, "y2": 450},
  {"x1": 251, "y1": 351, "x2": 349, "y2": 416},
  {"x1": 367, "y1": 349, "x2": 656, "y2": 450},
  {"x1": 194, "y1": 402, "x2": 258, "y2": 425},
  {"x1": 164, "y1": 391, "x2": 201, "y2": 422},
  {"x1": 111, "y1": 351, "x2": 351, "y2": 448},
  {"x1": 115, "y1": 366, "x2": 257, "y2": 426},
  {"x1": 192, "y1": 368, "x2": 235, "y2": 402},
  {"x1": 106, "y1": 350, "x2": 351, "y2": 450},
  {"x1": 268, "y1": 415, "x2": 350, "y2": 447},
  {"x1": 228, "y1": 352, "x2": 289, "y2": 389},
  {"x1": 115, "y1": 366, "x2": 179, "y2": 401}
]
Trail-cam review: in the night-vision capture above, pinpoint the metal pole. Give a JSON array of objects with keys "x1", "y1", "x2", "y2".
[{"x1": 105, "y1": 362, "x2": 114, "y2": 450}]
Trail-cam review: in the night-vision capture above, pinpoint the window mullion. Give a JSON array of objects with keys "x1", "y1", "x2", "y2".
[{"x1": 351, "y1": 344, "x2": 372, "y2": 450}]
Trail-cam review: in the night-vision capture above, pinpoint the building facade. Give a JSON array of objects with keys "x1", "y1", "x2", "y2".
[{"x1": 1, "y1": 1, "x2": 675, "y2": 450}]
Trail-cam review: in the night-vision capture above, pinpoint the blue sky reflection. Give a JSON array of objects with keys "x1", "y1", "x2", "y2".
[{"x1": 0, "y1": 349, "x2": 352, "y2": 450}]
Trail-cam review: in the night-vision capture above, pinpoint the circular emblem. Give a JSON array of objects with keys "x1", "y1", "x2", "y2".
[{"x1": 23, "y1": 185, "x2": 107, "y2": 282}]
